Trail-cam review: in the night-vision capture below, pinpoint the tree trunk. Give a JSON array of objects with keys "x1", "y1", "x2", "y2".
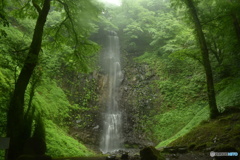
[
  {"x1": 231, "y1": 13, "x2": 240, "y2": 45},
  {"x1": 6, "y1": 0, "x2": 50, "y2": 159},
  {"x1": 229, "y1": 0, "x2": 240, "y2": 44},
  {"x1": 183, "y1": 0, "x2": 219, "y2": 118}
]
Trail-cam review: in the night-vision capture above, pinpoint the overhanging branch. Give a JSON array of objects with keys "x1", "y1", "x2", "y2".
[
  {"x1": 32, "y1": 0, "x2": 41, "y2": 14},
  {"x1": 56, "y1": 0, "x2": 82, "y2": 60},
  {"x1": 56, "y1": 0, "x2": 79, "y2": 47}
]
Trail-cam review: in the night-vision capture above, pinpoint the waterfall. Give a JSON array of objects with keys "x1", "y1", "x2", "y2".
[{"x1": 100, "y1": 31, "x2": 123, "y2": 153}]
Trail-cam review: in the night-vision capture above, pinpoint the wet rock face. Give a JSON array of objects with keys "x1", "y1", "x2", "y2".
[
  {"x1": 119, "y1": 51, "x2": 161, "y2": 147},
  {"x1": 66, "y1": 50, "x2": 160, "y2": 149},
  {"x1": 91, "y1": 50, "x2": 160, "y2": 148}
]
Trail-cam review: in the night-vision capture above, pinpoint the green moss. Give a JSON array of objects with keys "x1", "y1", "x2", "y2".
[
  {"x1": 26, "y1": 78, "x2": 96, "y2": 158},
  {"x1": 216, "y1": 78, "x2": 240, "y2": 112},
  {"x1": 31, "y1": 79, "x2": 73, "y2": 127},
  {"x1": 135, "y1": 51, "x2": 210, "y2": 146},
  {"x1": 45, "y1": 120, "x2": 95, "y2": 158},
  {"x1": 188, "y1": 143, "x2": 196, "y2": 150},
  {"x1": 155, "y1": 104, "x2": 209, "y2": 148},
  {"x1": 168, "y1": 111, "x2": 240, "y2": 151}
]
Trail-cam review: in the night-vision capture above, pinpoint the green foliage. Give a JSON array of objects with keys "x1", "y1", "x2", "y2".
[
  {"x1": 1, "y1": 0, "x2": 240, "y2": 157},
  {"x1": 136, "y1": 51, "x2": 206, "y2": 109},
  {"x1": 156, "y1": 105, "x2": 209, "y2": 147},
  {"x1": 33, "y1": 115, "x2": 46, "y2": 141},
  {"x1": 168, "y1": 110, "x2": 240, "y2": 151},
  {"x1": 134, "y1": 50, "x2": 210, "y2": 145},
  {"x1": 216, "y1": 78, "x2": 240, "y2": 112},
  {"x1": 32, "y1": 79, "x2": 72, "y2": 127},
  {"x1": 0, "y1": 68, "x2": 14, "y2": 137},
  {"x1": 108, "y1": 0, "x2": 240, "y2": 147},
  {"x1": 43, "y1": 0, "x2": 101, "y2": 73},
  {"x1": 0, "y1": 25, "x2": 31, "y2": 68},
  {"x1": 63, "y1": 75, "x2": 99, "y2": 130},
  {"x1": 0, "y1": 0, "x2": 102, "y2": 159},
  {"x1": 0, "y1": 65, "x2": 94, "y2": 158},
  {"x1": 136, "y1": 47, "x2": 240, "y2": 147},
  {"x1": 45, "y1": 120, "x2": 94, "y2": 158}
]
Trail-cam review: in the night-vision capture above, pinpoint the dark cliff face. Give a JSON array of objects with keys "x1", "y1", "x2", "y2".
[
  {"x1": 118, "y1": 50, "x2": 160, "y2": 148},
  {"x1": 66, "y1": 50, "x2": 160, "y2": 149},
  {"x1": 65, "y1": 31, "x2": 161, "y2": 149}
]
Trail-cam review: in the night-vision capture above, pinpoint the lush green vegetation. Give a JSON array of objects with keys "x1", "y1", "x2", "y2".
[
  {"x1": 134, "y1": 50, "x2": 240, "y2": 147},
  {"x1": 45, "y1": 120, "x2": 94, "y2": 157},
  {"x1": 0, "y1": 65, "x2": 96, "y2": 158},
  {"x1": 105, "y1": 0, "x2": 240, "y2": 150},
  {"x1": 1, "y1": 0, "x2": 240, "y2": 159},
  {"x1": 169, "y1": 108, "x2": 240, "y2": 151},
  {"x1": 0, "y1": 0, "x2": 101, "y2": 159}
]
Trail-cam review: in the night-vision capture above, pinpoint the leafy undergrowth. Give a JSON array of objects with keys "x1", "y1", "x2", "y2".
[
  {"x1": 168, "y1": 108, "x2": 240, "y2": 152},
  {"x1": 33, "y1": 80, "x2": 96, "y2": 158},
  {"x1": 156, "y1": 78, "x2": 240, "y2": 148},
  {"x1": 136, "y1": 52, "x2": 210, "y2": 147},
  {"x1": 156, "y1": 105, "x2": 209, "y2": 148},
  {"x1": 45, "y1": 120, "x2": 95, "y2": 158}
]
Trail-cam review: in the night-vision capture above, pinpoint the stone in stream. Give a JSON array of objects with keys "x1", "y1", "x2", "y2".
[
  {"x1": 177, "y1": 147, "x2": 188, "y2": 153},
  {"x1": 106, "y1": 155, "x2": 117, "y2": 160}
]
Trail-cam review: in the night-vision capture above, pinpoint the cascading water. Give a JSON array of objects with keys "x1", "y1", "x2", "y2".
[{"x1": 100, "y1": 31, "x2": 123, "y2": 153}]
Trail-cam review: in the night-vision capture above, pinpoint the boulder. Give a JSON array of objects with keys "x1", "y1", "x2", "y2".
[
  {"x1": 106, "y1": 155, "x2": 117, "y2": 160},
  {"x1": 121, "y1": 152, "x2": 129, "y2": 160},
  {"x1": 140, "y1": 146, "x2": 162, "y2": 160}
]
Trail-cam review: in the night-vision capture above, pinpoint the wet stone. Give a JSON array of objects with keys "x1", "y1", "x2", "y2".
[{"x1": 106, "y1": 155, "x2": 117, "y2": 160}]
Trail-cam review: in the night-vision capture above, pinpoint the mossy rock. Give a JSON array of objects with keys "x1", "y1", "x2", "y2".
[
  {"x1": 215, "y1": 144, "x2": 238, "y2": 152},
  {"x1": 188, "y1": 143, "x2": 196, "y2": 150},
  {"x1": 140, "y1": 146, "x2": 164, "y2": 160},
  {"x1": 195, "y1": 143, "x2": 207, "y2": 150}
]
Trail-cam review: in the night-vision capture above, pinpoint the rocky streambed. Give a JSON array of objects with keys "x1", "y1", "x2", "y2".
[{"x1": 53, "y1": 146, "x2": 227, "y2": 160}]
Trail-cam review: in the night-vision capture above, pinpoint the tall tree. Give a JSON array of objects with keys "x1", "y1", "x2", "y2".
[
  {"x1": 6, "y1": 0, "x2": 51, "y2": 159},
  {"x1": 5, "y1": 0, "x2": 100, "y2": 159},
  {"x1": 182, "y1": 0, "x2": 219, "y2": 118}
]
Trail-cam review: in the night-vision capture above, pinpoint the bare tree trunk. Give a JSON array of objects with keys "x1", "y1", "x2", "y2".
[
  {"x1": 183, "y1": 0, "x2": 219, "y2": 119},
  {"x1": 6, "y1": 0, "x2": 50, "y2": 159}
]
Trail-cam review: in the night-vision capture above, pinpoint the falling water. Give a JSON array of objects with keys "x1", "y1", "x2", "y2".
[{"x1": 100, "y1": 31, "x2": 123, "y2": 153}]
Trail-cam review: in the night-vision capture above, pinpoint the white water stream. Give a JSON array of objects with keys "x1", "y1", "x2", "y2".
[{"x1": 100, "y1": 31, "x2": 123, "y2": 153}]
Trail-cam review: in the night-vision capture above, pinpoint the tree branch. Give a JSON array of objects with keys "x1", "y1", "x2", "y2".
[
  {"x1": 11, "y1": 47, "x2": 30, "y2": 54},
  {"x1": 32, "y1": 0, "x2": 41, "y2": 14},
  {"x1": 56, "y1": 0, "x2": 81, "y2": 59},
  {"x1": 56, "y1": 0, "x2": 79, "y2": 47},
  {"x1": 184, "y1": 52, "x2": 203, "y2": 65}
]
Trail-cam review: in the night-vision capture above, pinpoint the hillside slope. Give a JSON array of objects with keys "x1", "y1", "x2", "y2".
[{"x1": 169, "y1": 108, "x2": 240, "y2": 152}]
